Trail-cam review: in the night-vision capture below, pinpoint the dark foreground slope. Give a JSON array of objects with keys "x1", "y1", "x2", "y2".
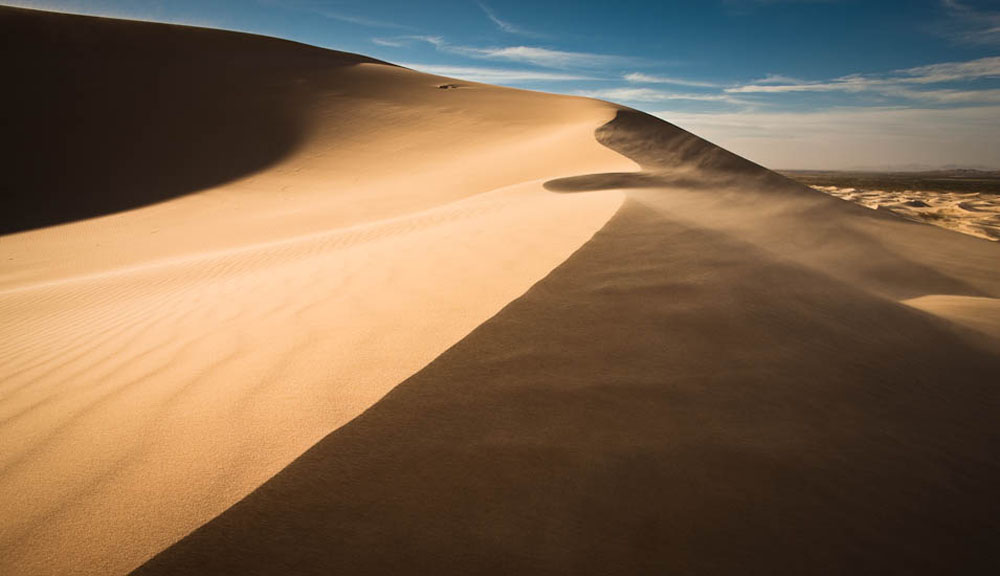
[
  {"x1": 136, "y1": 110, "x2": 1000, "y2": 575},
  {"x1": 0, "y1": 7, "x2": 382, "y2": 234}
]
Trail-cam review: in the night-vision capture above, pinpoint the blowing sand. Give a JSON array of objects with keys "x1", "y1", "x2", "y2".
[{"x1": 3, "y1": 6, "x2": 1000, "y2": 576}]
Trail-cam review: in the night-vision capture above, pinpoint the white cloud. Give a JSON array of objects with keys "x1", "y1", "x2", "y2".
[
  {"x1": 755, "y1": 74, "x2": 803, "y2": 85},
  {"x1": 316, "y1": 11, "x2": 408, "y2": 29},
  {"x1": 899, "y1": 56, "x2": 1000, "y2": 83},
  {"x1": 406, "y1": 35, "x2": 448, "y2": 47},
  {"x1": 657, "y1": 105, "x2": 1000, "y2": 170},
  {"x1": 477, "y1": 2, "x2": 539, "y2": 37},
  {"x1": 464, "y1": 45, "x2": 631, "y2": 68},
  {"x1": 576, "y1": 87, "x2": 748, "y2": 104},
  {"x1": 371, "y1": 37, "x2": 406, "y2": 47},
  {"x1": 398, "y1": 36, "x2": 630, "y2": 69},
  {"x1": 941, "y1": 0, "x2": 1000, "y2": 45},
  {"x1": 726, "y1": 56, "x2": 1000, "y2": 104},
  {"x1": 397, "y1": 63, "x2": 597, "y2": 83},
  {"x1": 728, "y1": 79, "x2": 873, "y2": 93},
  {"x1": 624, "y1": 72, "x2": 721, "y2": 88},
  {"x1": 888, "y1": 87, "x2": 1000, "y2": 104}
]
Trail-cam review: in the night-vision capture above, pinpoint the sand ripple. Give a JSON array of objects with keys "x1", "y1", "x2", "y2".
[{"x1": 813, "y1": 185, "x2": 1000, "y2": 241}]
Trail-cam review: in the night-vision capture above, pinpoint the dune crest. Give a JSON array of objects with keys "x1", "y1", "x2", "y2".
[
  {"x1": 4, "y1": 7, "x2": 1000, "y2": 576},
  {"x1": 137, "y1": 109, "x2": 1000, "y2": 576},
  {"x1": 136, "y1": 200, "x2": 1000, "y2": 576},
  {"x1": 0, "y1": 8, "x2": 635, "y2": 576},
  {"x1": 903, "y1": 294, "x2": 1000, "y2": 343},
  {"x1": 0, "y1": 6, "x2": 384, "y2": 235}
]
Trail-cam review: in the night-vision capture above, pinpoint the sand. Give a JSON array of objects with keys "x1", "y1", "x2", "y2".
[
  {"x1": 0, "y1": 7, "x2": 633, "y2": 575},
  {"x1": 811, "y1": 185, "x2": 1000, "y2": 242},
  {"x1": 3, "y1": 6, "x2": 1000, "y2": 576},
  {"x1": 903, "y1": 294, "x2": 1000, "y2": 342}
]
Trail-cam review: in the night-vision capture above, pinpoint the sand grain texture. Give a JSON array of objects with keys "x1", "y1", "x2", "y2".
[
  {"x1": 133, "y1": 110, "x2": 1000, "y2": 576},
  {"x1": 813, "y1": 186, "x2": 1000, "y2": 242},
  {"x1": 2, "y1": 6, "x2": 1000, "y2": 576},
  {"x1": 1, "y1": 7, "x2": 632, "y2": 575}
]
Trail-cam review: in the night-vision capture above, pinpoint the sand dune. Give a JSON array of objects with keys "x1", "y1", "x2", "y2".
[
  {"x1": 903, "y1": 294, "x2": 1000, "y2": 342},
  {"x1": 812, "y1": 185, "x2": 1000, "y2": 242},
  {"x1": 1, "y1": 6, "x2": 380, "y2": 235},
  {"x1": 1, "y1": 7, "x2": 633, "y2": 575},
  {"x1": 3, "y1": 6, "x2": 1000, "y2": 576},
  {"x1": 133, "y1": 109, "x2": 1000, "y2": 576}
]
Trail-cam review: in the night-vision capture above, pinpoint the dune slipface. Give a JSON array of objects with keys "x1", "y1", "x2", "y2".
[
  {"x1": 0, "y1": 7, "x2": 633, "y2": 575},
  {"x1": 3, "y1": 6, "x2": 1000, "y2": 576}
]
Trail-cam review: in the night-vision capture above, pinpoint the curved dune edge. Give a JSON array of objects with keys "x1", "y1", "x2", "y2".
[
  {"x1": 0, "y1": 178, "x2": 627, "y2": 576},
  {"x1": 1, "y1": 6, "x2": 388, "y2": 235},
  {"x1": 132, "y1": 112, "x2": 1000, "y2": 576},
  {"x1": 902, "y1": 295, "x2": 1000, "y2": 344},
  {"x1": 7, "y1": 8, "x2": 1000, "y2": 576},
  {"x1": 0, "y1": 11, "x2": 641, "y2": 574}
]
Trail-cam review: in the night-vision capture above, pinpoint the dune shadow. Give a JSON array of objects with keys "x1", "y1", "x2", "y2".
[
  {"x1": 545, "y1": 110, "x2": 803, "y2": 195},
  {"x1": 0, "y1": 7, "x2": 383, "y2": 235},
  {"x1": 134, "y1": 199, "x2": 1000, "y2": 575},
  {"x1": 594, "y1": 109, "x2": 768, "y2": 174},
  {"x1": 554, "y1": 109, "x2": 998, "y2": 300}
]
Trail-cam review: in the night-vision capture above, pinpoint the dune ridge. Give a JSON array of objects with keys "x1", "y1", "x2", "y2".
[
  {"x1": 2, "y1": 6, "x2": 1000, "y2": 576},
  {"x1": 1, "y1": 7, "x2": 635, "y2": 575},
  {"x1": 0, "y1": 6, "x2": 386, "y2": 234},
  {"x1": 135, "y1": 108, "x2": 1000, "y2": 575}
]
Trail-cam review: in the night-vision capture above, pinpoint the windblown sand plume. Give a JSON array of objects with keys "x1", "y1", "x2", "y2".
[{"x1": 2, "y1": 6, "x2": 1000, "y2": 576}]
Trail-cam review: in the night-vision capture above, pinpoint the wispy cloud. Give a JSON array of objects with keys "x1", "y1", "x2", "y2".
[
  {"x1": 402, "y1": 35, "x2": 448, "y2": 47},
  {"x1": 371, "y1": 34, "x2": 448, "y2": 49},
  {"x1": 371, "y1": 37, "x2": 406, "y2": 47},
  {"x1": 727, "y1": 56, "x2": 1000, "y2": 105},
  {"x1": 889, "y1": 87, "x2": 1000, "y2": 104},
  {"x1": 656, "y1": 105, "x2": 1000, "y2": 169},
  {"x1": 901, "y1": 56, "x2": 1000, "y2": 83},
  {"x1": 393, "y1": 36, "x2": 631, "y2": 69},
  {"x1": 728, "y1": 77, "x2": 885, "y2": 94},
  {"x1": 624, "y1": 72, "x2": 721, "y2": 88},
  {"x1": 477, "y1": 2, "x2": 540, "y2": 37},
  {"x1": 941, "y1": 0, "x2": 1000, "y2": 45},
  {"x1": 397, "y1": 63, "x2": 597, "y2": 83},
  {"x1": 754, "y1": 74, "x2": 803, "y2": 85},
  {"x1": 468, "y1": 46, "x2": 630, "y2": 68},
  {"x1": 576, "y1": 87, "x2": 748, "y2": 105},
  {"x1": 318, "y1": 11, "x2": 409, "y2": 29}
]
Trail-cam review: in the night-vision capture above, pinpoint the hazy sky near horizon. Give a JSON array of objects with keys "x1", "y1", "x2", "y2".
[{"x1": 8, "y1": 0, "x2": 1000, "y2": 170}]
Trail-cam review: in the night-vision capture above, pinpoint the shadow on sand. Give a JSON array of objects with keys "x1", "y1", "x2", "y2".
[
  {"x1": 0, "y1": 7, "x2": 382, "y2": 234},
  {"x1": 135, "y1": 111, "x2": 1000, "y2": 576}
]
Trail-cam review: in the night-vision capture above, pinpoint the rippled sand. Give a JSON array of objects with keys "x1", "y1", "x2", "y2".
[
  {"x1": 5, "y1": 6, "x2": 1000, "y2": 576},
  {"x1": 811, "y1": 185, "x2": 1000, "y2": 241}
]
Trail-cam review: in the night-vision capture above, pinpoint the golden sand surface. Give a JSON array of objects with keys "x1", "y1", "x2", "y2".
[
  {"x1": 1, "y1": 7, "x2": 634, "y2": 574},
  {"x1": 3, "y1": 6, "x2": 1000, "y2": 576},
  {"x1": 813, "y1": 185, "x2": 1000, "y2": 241}
]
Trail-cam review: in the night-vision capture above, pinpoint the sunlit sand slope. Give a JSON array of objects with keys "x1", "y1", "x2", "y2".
[
  {"x1": 1, "y1": 6, "x2": 380, "y2": 235},
  {"x1": 137, "y1": 113, "x2": 1000, "y2": 575},
  {"x1": 0, "y1": 7, "x2": 635, "y2": 576},
  {"x1": 4, "y1": 5, "x2": 1000, "y2": 576}
]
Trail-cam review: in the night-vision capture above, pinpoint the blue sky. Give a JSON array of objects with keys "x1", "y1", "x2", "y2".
[{"x1": 9, "y1": 0, "x2": 1000, "y2": 169}]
